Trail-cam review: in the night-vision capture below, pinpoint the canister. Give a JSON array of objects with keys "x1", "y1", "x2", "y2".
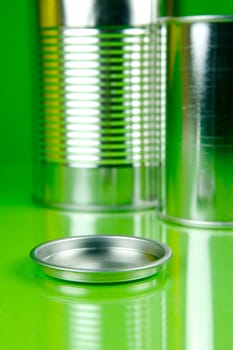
[
  {"x1": 33, "y1": 0, "x2": 160, "y2": 210},
  {"x1": 158, "y1": 16, "x2": 233, "y2": 226}
]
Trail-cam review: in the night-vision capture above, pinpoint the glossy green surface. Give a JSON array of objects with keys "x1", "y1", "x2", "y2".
[{"x1": 1, "y1": 168, "x2": 233, "y2": 349}]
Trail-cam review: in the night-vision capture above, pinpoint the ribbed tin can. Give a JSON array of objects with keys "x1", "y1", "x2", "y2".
[
  {"x1": 158, "y1": 16, "x2": 233, "y2": 226},
  {"x1": 33, "y1": 0, "x2": 160, "y2": 210}
]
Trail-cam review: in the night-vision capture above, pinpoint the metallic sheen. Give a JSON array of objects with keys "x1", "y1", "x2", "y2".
[
  {"x1": 158, "y1": 16, "x2": 233, "y2": 226},
  {"x1": 30, "y1": 235, "x2": 172, "y2": 283},
  {"x1": 35, "y1": 0, "x2": 159, "y2": 210}
]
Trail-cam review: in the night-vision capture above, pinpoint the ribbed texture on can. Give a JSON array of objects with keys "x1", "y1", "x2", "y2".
[{"x1": 39, "y1": 26, "x2": 158, "y2": 168}]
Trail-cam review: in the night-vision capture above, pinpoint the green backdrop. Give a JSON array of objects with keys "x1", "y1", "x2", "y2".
[{"x1": 1, "y1": 0, "x2": 38, "y2": 166}]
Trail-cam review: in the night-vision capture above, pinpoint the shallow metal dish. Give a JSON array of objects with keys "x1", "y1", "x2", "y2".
[{"x1": 30, "y1": 235, "x2": 172, "y2": 283}]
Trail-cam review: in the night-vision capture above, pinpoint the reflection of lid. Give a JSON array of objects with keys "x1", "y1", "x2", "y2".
[
  {"x1": 36, "y1": 250, "x2": 169, "y2": 350},
  {"x1": 39, "y1": 270, "x2": 168, "y2": 304},
  {"x1": 30, "y1": 235, "x2": 172, "y2": 284}
]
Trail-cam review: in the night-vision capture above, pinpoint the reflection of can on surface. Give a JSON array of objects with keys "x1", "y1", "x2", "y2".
[
  {"x1": 158, "y1": 16, "x2": 233, "y2": 226},
  {"x1": 34, "y1": 0, "x2": 159, "y2": 210},
  {"x1": 40, "y1": 275, "x2": 167, "y2": 350}
]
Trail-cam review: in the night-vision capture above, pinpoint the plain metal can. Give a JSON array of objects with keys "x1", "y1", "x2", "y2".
[
  {"x1": 158, "y1": 16, "x2": 233, "y2": 226},
  {"x1": 34, "y1": 0, "x2": 160, "y2": 210}
]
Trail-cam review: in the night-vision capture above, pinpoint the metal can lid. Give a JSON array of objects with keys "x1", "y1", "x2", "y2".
[{"x1": 30, "y1": 235, "x2": 172, "y2": 284}]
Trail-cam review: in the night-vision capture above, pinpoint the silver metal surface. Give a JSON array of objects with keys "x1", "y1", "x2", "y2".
[
  {"x1": 60, "y1": 0, "x2": 157, "y2": 27},
  {"x1": 30, "y1": 235, "x2": 172, "y2": 283},
  {"x1": 35, "y1": 0, "x2": 160, "y2": 210},
  {"x1": 158, "y1": 16, "x2": 233, "y2": 226}
]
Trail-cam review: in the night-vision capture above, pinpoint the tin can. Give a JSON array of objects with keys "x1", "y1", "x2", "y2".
[
  {"x1": 158, "y1": 16, "x2": 233, "y2": 226},
  {"x1": 34, "y1": 0, "x2": 160, "y2": 210}
]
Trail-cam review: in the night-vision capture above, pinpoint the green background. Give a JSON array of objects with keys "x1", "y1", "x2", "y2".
[
  {"x1": 1, "y1": 1, "x2": 233, "y2": 349},
  {"x1": 1, "y1": 0, "x2": 38, "y2": 167}
]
